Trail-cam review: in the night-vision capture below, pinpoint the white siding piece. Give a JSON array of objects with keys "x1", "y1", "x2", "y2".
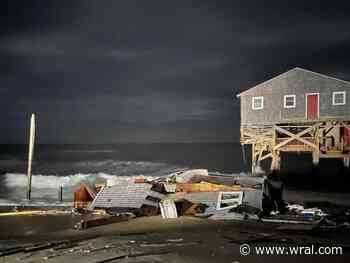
[{"x1": 160, "y1": 200, "x2": 178, "y2": 219}]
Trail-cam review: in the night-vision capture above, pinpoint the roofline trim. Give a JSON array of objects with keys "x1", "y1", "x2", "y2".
[
  {"x1": 236, "y1": 67, "x2": 350, "y2": 98},
  {"x1": 295, "y1": 67, "x2": 350, "y2": 86},
  {"x1": 236, "y1": 68, "x2": 294, "y2": 98}
]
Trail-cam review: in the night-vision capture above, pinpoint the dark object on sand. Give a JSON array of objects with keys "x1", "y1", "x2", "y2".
[
  {"x1": 74, "y1": 213, "x2": 135, "y2": 230},
  {"x1": 175, "y1": 199, "x2": 207, "y2": 216},
  {"x1": 263, "y1": 170, "x2": 288, "y2": 215},
  {"x1": 132, "y1": 205, "x2": 159, "y2": 217}
]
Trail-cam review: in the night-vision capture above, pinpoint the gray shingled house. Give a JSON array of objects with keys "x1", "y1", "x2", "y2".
[{"x1": 237, "y1": 68, "x2": 350, "y2": 173}]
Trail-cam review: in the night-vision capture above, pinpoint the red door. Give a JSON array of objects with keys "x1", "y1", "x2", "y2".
[
  {"x1": 344, "y1": 128, "x2": 349, "y2": 146},
  {"x1": 306, "y1": 94, "x2": 318, "y2": 119}
]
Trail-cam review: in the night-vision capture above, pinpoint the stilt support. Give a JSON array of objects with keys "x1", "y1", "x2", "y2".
[
  {"x1": 251, "y1": 144, "x2": 257, "y2": 175},
  {"x1": 241, "y1": 120, "x2": 350, "y2": 174},
  {"x1": 271, "y1": 150, "x2": 281, "y2": 171},
  {"x1": 344, "y1": 157, "x2": 350, "y2": 168},
  {"x1": 312, "y1": 151, "x2": 320, "y2": 166}
]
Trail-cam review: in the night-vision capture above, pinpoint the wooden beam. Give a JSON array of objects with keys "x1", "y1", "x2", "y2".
[
  {"x1": 259, "y1": 152, "x2": 272, "y2": 161},
  {"x1": 273, "y1": 124, "x2": 320, "y2": 150},
  {"x1": 270, "y1": 150, "x2": 281, "y2": 171},
  {"x1": 27, "y1": 113, "x2": 36, "y2": 201}
]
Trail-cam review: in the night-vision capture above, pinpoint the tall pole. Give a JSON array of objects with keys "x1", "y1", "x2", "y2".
[{"x1": 27, "y1": 113, "x2": 36, "y2": 200}]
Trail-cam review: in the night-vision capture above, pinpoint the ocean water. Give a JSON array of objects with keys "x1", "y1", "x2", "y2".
[{"x1": 0, "y1": 143, "x2": 247, "y2": 204}]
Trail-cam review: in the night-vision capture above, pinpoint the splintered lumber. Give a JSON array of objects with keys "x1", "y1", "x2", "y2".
[
  {"x1": 0, "y1": 210, "x2": 43, "y2": 217},
  {"x1": 176, "y1": 181, "x2": 241, "y2": 193},
  {"x1": 94, "y1": 251, "x2": 172, "y2": 263},
  {"x1": 0, "y1": 241, "x2": 65, "y2": 258},
  {"x1": 24, "y1": 241, "x2": 65, "y2": 253},
  {"x1": 0, "y1": 247, "x2": 25, "y2": 257},
  {"x1": 0, "y1": 210, "x2": 71, "y2": 217}
]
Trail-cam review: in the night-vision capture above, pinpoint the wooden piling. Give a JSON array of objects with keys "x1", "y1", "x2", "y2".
[
  {"x1": 344, "y1": 157, "x2": 350, "y2": 168},
  {"x1": 26, "y1": 113, "x2": 36, "y2": 200},
  {"x1": 251, "y1": 143, "x2": 257, "y2": 174},
  {"x1": 58, "y1": 185, "x2": 63, "y2": 202}
]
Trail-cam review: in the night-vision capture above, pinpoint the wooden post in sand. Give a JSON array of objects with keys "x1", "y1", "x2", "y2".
[
  {"x1": 27, "y1": 113, "x2": 36, "y2": 200},
  {"x1": 58, "y1": 185, "x2": 63, "y2": 202}
]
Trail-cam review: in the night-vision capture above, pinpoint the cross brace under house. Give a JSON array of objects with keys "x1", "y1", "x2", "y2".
[{"x1": 240, "y1": 120, "x2": 350, "y2": 174}]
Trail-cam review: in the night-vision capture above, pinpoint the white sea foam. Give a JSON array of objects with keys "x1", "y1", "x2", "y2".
[
  {"x1": 0, "y1": 172, "x2": 159, "y2": 204},
  {"x1": 62, "y1": 150, "x2": 118, "y2": 153},
  {"x1": 2, "y1": 172, "x2": 156, "y2": 189}
]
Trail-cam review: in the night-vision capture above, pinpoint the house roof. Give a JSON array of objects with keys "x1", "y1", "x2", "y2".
[
  {"x1": 90, "y1": 182, "x2": 164, "y2": 209},
  {"x1": 236, "y1": 67, "x2": 350, "y2": 98}
]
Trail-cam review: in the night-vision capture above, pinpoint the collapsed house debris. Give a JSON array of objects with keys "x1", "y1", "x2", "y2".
[
  {"x1": 69, "y1": 169, "x2": 349, "y2": 230},
  {"x1": 74, "y1": 169, "x2": 265, "y2": 222},
  {"x1": 159, "y1": 200, "x2": 178, "y2": 219},
  {"x1": 74, "y1": 182, "x2": 99, "y2": 209},
  {"x1": 90, "y1": 182, "x2": 164, "y2": 216}
]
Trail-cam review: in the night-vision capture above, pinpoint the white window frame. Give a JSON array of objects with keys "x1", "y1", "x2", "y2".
[
  {"x1": 216, "y1": 191, "x2": 243, "y2": 210},
  {"x1": 332, "y1": 91, "x2": 346, "y2": 106},
  {"x1": 284, "y1": 95, "x2": 296, "y2": 108},
  {"x1": 252, "y1": 96, "x2": 264, "y2": 110}
]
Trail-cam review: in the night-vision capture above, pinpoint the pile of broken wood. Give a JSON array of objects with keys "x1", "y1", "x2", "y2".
[{"x1": 73, "y1": 169, "x2": 268, "y2": 229}]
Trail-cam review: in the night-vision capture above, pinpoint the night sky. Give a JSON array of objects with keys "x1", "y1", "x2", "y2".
[{"x1": 1, "y1": 1, "x2": 350, "y2": 143}]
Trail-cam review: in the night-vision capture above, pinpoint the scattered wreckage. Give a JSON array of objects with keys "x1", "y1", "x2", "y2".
[{"x1": 72, "y1": 169, "x2": 350, "y2": 230}]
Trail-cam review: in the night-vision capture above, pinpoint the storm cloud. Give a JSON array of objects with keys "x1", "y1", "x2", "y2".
[{"x1": 1, "y1": 1, "x2": 350, "y2": 143}]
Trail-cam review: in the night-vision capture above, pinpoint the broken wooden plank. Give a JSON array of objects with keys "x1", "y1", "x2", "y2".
[
  {"x1": 94, "y1": 251, "x2": 172, "y2": 263},
  {"x1": 0, "y1": 247, "x2": 25, "y2": 257},
  {"x1": 24, "y1": 241, "x2": 65, "y2": 253},
  {"x1": 176, "y1": 182, "x2": 241, "y2": 193}
]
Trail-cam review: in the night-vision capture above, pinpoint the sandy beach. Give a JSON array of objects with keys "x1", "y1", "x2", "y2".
[
  {"x1": 0, "y1": 215, "x2": 349, "y2": 262},
  {"x1": 0, "y1": 187, "x2": 350, "y2": 262}
]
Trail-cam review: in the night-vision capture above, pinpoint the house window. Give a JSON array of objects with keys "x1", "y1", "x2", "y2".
[
  {"x1": 332, "y1": 91, "x2": 346, "y2": 105},
  {"x1": 252, "y1": 96, "x2": 264, "y2": 110},
  {"x1": 284, "y1": 95, "x2": 296, "y2": 108}
]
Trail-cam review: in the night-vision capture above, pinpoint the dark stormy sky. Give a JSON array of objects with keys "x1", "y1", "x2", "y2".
[{"x1": 1, "y1": 1, "x2": 350, "y2": 143}]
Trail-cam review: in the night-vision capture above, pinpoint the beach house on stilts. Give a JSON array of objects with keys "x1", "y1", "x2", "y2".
[{"x1": 237, "y1": 68, "x2": 350, "y2": 174}]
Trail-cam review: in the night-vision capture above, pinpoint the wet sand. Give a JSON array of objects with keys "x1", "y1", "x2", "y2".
[
  {"x1": 0, "y1": 214, "x2": 349, "y2": 262},
  {"x1": 0, "y1": 188, "x2": 350, "y2": 262}
]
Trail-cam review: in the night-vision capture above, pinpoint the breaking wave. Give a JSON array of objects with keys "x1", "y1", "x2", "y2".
[
  {"x1": 62, "y1": 150, "x2": 118, "y2": 153},
  {"x1": 0, "y1": 157, "x2": 188, "y2": 205},
  {"x1": 3, "y1": 173, "x2": 113, "y2": 188},
  {"x1": 0, "y1": 172, "x2": 159, "y2": 204}
]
